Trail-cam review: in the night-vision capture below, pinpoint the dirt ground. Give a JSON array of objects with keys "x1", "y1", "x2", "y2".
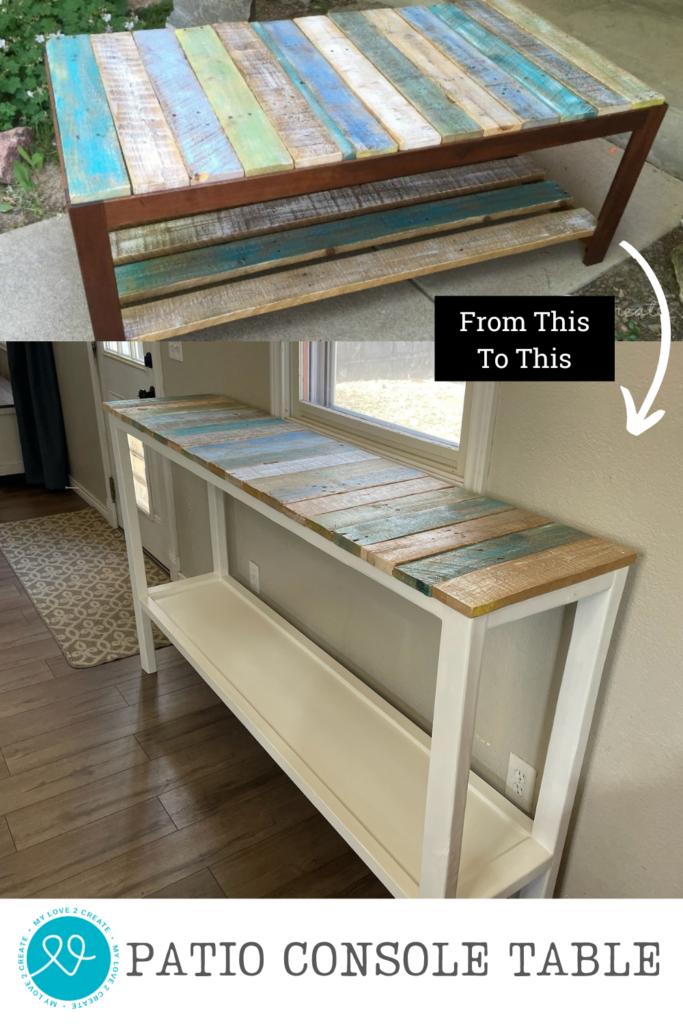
[{"x1": 0, "y1": 162, "x2": 66, "y2": 234}]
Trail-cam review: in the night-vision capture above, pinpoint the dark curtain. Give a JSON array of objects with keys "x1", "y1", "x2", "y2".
[{"x1": 6, "y1": 342, "x2": 69, "y2": 490}]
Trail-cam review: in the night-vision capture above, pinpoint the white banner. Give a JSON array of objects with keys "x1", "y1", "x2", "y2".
[{"x1": 1, "y1": 899, "x2": 678, "y2": 1022}]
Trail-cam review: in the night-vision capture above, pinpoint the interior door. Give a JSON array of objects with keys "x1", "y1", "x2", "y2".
[{"x1": 98, "y1": 342, "x2": 171, "y2": 568}]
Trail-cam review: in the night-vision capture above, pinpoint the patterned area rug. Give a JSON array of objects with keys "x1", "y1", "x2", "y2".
[{"x1": 0, "y1": 508, "x2": 170, "y2": 668}]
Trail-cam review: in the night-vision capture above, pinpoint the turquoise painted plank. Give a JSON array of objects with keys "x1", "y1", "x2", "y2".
[
  {"x1": 400, "y1": 6, "x2": 556, "y2": 125},
  {"x1": 210, "y1": 441, "x2": 352, "y2": 472},
  {"x1": 460, "y1": 1, "x2": 629, "y2": 111},
  {"x1": 166, "y1": 417, "x2": 281, "y2": 437},
  {"x1": 183, "y1": 430, "x2": 344, "y2": 462},
  {"x1": 310, "y1": 484, "x2": 475, "y2": 535},
  {"x1": 252, "y1": 22, "x2": 355, "y2": 161},
  {"x1": 258, "y1": 20, "x2": 397, "y2": 158},
  {"x1": 330, "y1": 11, "x2": 481, "y2": 140},
  {"x1": 115, "y1": 179, "x2": 572, "y2": 302},
  {"x1": 141, "y1": 407, "x2": 258, "y2": 429},
  {"x1": 133, "y1": 29, "x2": 244, "y2": 184},
  {"x1": 46, "y1": 35, "x2": 131, "y2": 203},
  {"x1": 428, "y1": 4, "x2": 596, "y2": 120},
  {"x1": 265, "y1": 465, "x2": 425, "y2": 504},
  {"x1": 395, "y1": 523, "x2": 589, "y2": 593},
  {"x1": 333, "y1": 496, "x2": 510, "y2": 552}
]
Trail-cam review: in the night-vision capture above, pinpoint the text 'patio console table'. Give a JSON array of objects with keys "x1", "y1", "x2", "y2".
[
  {"x1": 106, "y1": 394, "x2": 637, "y2": 899},
  {"x1": 46, "y1": 1, "x2": 667, "y2": 342}
]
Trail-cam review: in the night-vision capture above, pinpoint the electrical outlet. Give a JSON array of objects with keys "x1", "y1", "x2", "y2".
[
  {"x1": 168, "y1": 341, "x2": 183, "y2": 361},
  {"x1": 249, "y1": 561, "x2": 260, "y2": 594},
  {"x1": 505, "y1": 753, "x2": 537, "y2": 814}
]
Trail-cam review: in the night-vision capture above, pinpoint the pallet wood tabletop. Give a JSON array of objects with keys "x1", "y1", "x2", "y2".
[
  {"x1": 104, "y1": 395, "x2": 637, "y2": 617},
  {"x1": 46, "y1": 1, "x2": 665, "y2": 205}
]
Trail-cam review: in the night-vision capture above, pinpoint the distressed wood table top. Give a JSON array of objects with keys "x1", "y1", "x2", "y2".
[
  {"x1": 47, "y1": 0, "x2": 664, "y2": 205},
  {"x1": 105, "y1": 395, "x2": 637, "y2": 617}
]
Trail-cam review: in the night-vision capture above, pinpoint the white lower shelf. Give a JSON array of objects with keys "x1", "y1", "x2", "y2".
[{"x1": 144, "y1": 573, "x2": 551, "y2": 898}]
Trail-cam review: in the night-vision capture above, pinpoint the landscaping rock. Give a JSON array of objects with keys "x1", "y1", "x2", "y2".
[
  {"x1": 0, "y1": 128, "x2": 35, "y2": 185},
  {"x1": 672, "y1": 243, "x2": 683, "y2": 304},
  {"x1": 167, "y1": 0, "x2": 255, "y2": 27},
  {"x1": 128, "y1": 0, "x2": 164, "y2": 8}
]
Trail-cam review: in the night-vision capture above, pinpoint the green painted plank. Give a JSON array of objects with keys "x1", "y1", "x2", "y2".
[
  {"x1": 115, "y1": 180, "x2": 572, "y2": 302},
  {"x1": 460, "y1": 0, "x2": 629, "y2": 112},
  {"x1": 330, "y1": 11, "x2": 481, "y2": 140},
  {"x1": 176, "y1": 26, "x2": 294, "y2": 176},
  {"x1": 46, "y1": 35, "x2": 131, "y2": 203},
  {"x1": 259, "y1": 19, "x2": 396, "y2": 158},
  {"x1": 308, "y1": 484, "x2": 476, "y2": 537},
  {"x1": 184, "y1": 430, "x2": 347, "y2": 464},
  {"x1": 166, "y1": 416, "x2": 280, "y2": 437},
  {"x1": 332, "y1": 496, "x2": 510, "y2": 554},
  {"x1": 196, "y1": 440, "x2": 350, "y2": 473},
  {"x1": 261, "y1": 462, "x2": 425, "y2": 505},
  {"x1": 429, "y1": 4, "x2": 595, "y2": 120},
  {"x1": 395, "y1": 522, "x2": 589, "y2": 593}
]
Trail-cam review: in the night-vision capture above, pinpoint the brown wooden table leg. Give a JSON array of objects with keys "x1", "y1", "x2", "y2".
[
  {"x1": 583, "y1": 102, "x2": 668, "y2": 266},
  {"x1": 68, "y1": 201, "x2": 125, "y2": 341}
]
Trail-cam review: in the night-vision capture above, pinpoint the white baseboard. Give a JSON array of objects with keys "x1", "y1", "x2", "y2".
[{"x1": 69, "y1": 477, "x2": 116, "y2": 526}]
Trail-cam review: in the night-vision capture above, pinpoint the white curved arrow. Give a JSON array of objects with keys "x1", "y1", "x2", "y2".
[{"x1": 618, "y1": 240, "x2": 670, "y2": 435}]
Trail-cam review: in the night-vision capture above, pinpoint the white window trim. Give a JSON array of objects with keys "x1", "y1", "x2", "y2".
[{"x1": 269, "y1": 342, "x2": 499, "y2": 493}]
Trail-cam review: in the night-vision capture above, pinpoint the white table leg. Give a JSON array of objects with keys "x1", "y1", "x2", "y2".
[
  {"x1": 111, "y1": 421, "x2": 157, "y2": 674},
  {"x1": 207, "y1": 482, "x2": 229, "y2": 578},
  {"x1": 519, "y1": 566, "x2": 629, "y2": 898},
  {"x1": 419, "y1": 612, "x2": 487, "y2": 898}
]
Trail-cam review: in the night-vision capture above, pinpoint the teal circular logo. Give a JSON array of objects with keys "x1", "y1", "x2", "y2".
[{"x1": 24, "y1": 915, "x2": 113, "y2": 1005}]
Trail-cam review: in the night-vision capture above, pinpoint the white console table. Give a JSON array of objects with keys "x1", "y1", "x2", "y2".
[{"x1": 106, "y1": 394, "x2": 636, "y2": 899}]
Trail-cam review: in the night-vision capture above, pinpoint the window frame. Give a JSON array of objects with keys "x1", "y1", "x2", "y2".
[{"x1": 272, "y1": 342, "x2": 499, "y2": 491}]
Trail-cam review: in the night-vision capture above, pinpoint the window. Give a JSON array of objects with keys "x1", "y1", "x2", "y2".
[
  {"x1": 103, "y1": 342, "x2": 145, "y2": 364},
  {"x1": 288, "y1": 343, "x2": 474, "y2": 481}
]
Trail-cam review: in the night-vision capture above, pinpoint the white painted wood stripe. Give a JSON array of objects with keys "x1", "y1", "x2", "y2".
[
  {"x1": 91, "y1": 33, "x2": 189, "y2": 193},
  {"x1": 295, "y1": 15, "x2": 442, "y2": 150},
  {"x1": 231, "y1": 448, "x2": 380, "y2": 481}
]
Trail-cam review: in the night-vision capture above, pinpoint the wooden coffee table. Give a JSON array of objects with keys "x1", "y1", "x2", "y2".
[{"x1": 46, "y1": 0, "x2": 667, "y2": 342}]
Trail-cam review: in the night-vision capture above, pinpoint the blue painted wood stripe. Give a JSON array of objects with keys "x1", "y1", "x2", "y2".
[
  {"x1": 395, "y1": 523, "x2": 589, "y2": 593},
  {"x1": 428, "y1": 4, "x2": 596, "y2": 120},
  {"x1": 133, "y1": 29, "x2": 244, "y2": 184},
  {"x1": 330, "y1": 11, "x2": 481, "y2": 140},
  {"x1": 309, "y1": 484, "x2": 473, "y2": 535},
  {"x1": 460, "y1": 1, "x2": 628, "y2": 110},
  {"x1": 333, "y1": 497, "x2": 511, "y2": 550},
  {"x1": 258, "y1": 20, "x2": 397, "y2": 158},
  {"x1": 399, "y1": 6, "x2": 557, "y2": 126},
  {"x1": 264, "y1": 465, "x2": 425, "y2": 504},
  {"x1": 252, "y1": 22, "x2": 356, "y2": 161},
  {"x1": 166, "y1": 417, "x2": 281, "y2": 437},
  {"x1": 115, "y1": 179, "x2": 571, "y2": 302},
  {"x1": 182, "y1": 430, "x2": 340, "y2": 462},
  {"x1": 46, "y1": 35, "x2": 131, "y2": 203},
  {"x1": 210, "y1": 440, "x2": 352, "y2": 472}
]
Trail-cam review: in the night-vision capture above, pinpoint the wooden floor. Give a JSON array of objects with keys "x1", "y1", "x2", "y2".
[{"x1": 0, "y1": 478, "x2": 390, "y2": 898}]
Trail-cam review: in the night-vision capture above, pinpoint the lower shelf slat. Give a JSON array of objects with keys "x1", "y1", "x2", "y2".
[
  {"x1": 144, "y1": 572, "x2": 552, "y2": 898},
  {"x1": 122, "y1": 207, "x2": 596, "y2": 341}
]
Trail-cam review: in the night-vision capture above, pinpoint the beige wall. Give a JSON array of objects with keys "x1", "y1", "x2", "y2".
[
  {"x1": 52, "y1": 342, "x2": 108, "y2": 506},
  {"x1": 163, "y1": 341, "x2": 682, "y2": 898}
]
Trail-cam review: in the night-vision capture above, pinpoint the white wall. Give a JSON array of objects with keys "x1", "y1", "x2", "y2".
[{"x1": 161, "y1": 341, "x2": 681, "y2": 897}]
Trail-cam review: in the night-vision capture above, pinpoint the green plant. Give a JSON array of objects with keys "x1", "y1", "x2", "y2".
[
  {"x1": 615, "y1": 320, "x2": 641, "y2": 342},
  {"x1": 0, "y1": 144, "x2": 45, "y2": 214}
]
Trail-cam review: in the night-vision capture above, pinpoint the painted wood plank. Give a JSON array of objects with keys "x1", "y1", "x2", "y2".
[
  {"x1": 231, "y1": 447, "x2": 376, "y2": 481},
  {"x1": 260, "y1": 20, "x2": 396, "y2": 158},
  {"x1": 184, "y1": 432, "x2": 350, "y2": 467},
  {"x1": 486, "y1": 0, "x2": 665, "y2": 109},
  {"x1": 285, "y1": 476, "x2": 453, "y2": 521},
  {"x1": 432, "y1": 536, "x2": 638, "y2": 617},
  {"x1": 296, "y1": 16, "x2": 441, "y2": 150},
  {"x1": 176, "y1": 26, "x2": 293, "y2": 176},
  {"x1": 359, "y1": 8, "x2": 520, "y2": 134},
  {"x1": 110, "y1": 154, "x2": 544, "y2": 264},
  {"x1": 133, "y1": 29, "x2": 244, "y2": 184},
  {"x1": 252, "y1": 22, "x2": 356, "y2": 161},
  {"x1": 332, "y1": 496, "x2": 511, "y2": 555},
  {"x1": 364, "y1": 507, "x2": 551, "y2": 573},
  {"x1": 115, "y1": 180, "x2": 572, "y2": 302},
  {"x1": 122, "y1": 207, "x2": 596, "y2": 342},
  {"x1": 165, "y1": 421, "x2": 303, "y2": 451},
  {"x1": 330, "y1": 11, "x2": 485, "y2": 140},
  {"x1": 245, "y1": 458, "x2": 423, "y2": 507},
  {"x1": 398, "y1": 5, "x2": 557, "y2": 127},
  {"x1": 395, "y1": 523, "x2": 589, "y2": 594},
  {"x1": 428, "y1": 4, "x2": 595, "y2": 120},
  {"x1": 46, "y1": 36, "x2": 131, "y2": 203},
  {"x1": 460, "y1": 0, "x2": 629, "y2": 114},
  {"x1": 306, "y1": 485, "x2": 479, "y2": 538},
  {"x1": 214, "y1": 22, "x2": 341, "y2": 168},
  {"x1": 90, "y1": 33, "x2": 189, "y2": 193},
  {"x1": 164, "y1": 415, "x2": 279, "y2": 437}
]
